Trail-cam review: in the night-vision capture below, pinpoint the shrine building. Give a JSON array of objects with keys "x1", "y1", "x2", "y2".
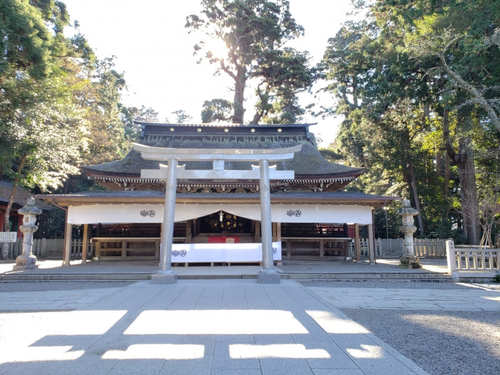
[{"x1": 38, "y1": 123, "x2": 393, "y2": 271}]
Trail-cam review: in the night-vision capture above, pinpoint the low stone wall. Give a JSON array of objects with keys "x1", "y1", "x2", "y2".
[
  {"x1": 372, "y1": 238, "x2": 447, "y2": 258},
  {"x1": 446, "y1": 240, "x2": 499, "y2": 279}
]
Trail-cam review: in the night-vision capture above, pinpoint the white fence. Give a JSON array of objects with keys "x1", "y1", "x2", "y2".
[{"x1": 446, "y1": 240, "x2": 499, "y2": 279}]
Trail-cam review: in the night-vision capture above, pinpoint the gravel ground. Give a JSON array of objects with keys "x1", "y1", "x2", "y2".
[
  {"x1": 0, "y1": 281, "x2": 133, "y2": 292},
  {"x1": 342, "y1": 308, "x2": 500, "y2": 375},
  {"x1": 301, "y1": 280, "x2": 500, "y2": 290}
]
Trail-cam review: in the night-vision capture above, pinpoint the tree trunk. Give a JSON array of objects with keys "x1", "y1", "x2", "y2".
[
  {"x1": 2, "y1": 155, "x2": 28, "y2": 233},
  {"x1": 232, "y1": 66, "x2": 246, "y2": 124},
  {"x1": 1, "y1": 154, "x2": 27, "y2": 259},
  {"x1": 456, "y1": 137, "x2": 480, "y2": 244},
  {"x1": 441, "y1": 110, "x2": 451, "y2": 219},
  {"x1": 442, "y1": 112, "x2": 481, "y2": 244}
]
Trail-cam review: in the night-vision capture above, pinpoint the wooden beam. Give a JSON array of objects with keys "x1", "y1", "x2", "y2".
[
  {"x1": 354, "y1": 223, "x2": 361, "y2": 262},
  {"x1": 81, "y1": 224, "x2": 88, "y2": 263}
]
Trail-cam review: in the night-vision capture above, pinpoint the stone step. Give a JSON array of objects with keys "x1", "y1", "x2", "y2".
[
  {"x1": 281, "y1": 272, "x2": 453, "y2": 281},
  {"x1": 1, "y1": 271, "x2": 453, "y2": 282},
  {"x1": 0, "y1": 273, "x2": 152, "y2": 282}
]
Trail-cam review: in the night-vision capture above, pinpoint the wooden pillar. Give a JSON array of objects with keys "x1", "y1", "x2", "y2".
[
  {"x1": 368, "y1": 223, "x2": 375, "y2": 264},
  {"x1": 254, "y1": 221, "x2": 261, "y2": 242},
  {"x1": 63, "y1": 210, "x2": 71, "y2": 266},
  {"x1": 354, "y1": 223, "x2": 361, "y2": 262},
  {"x1": 121, "y1": 240, "x2": 127, "y2": 259},
  {"x1": 286, "y1": 240, "x2": 292, "y2": 259},
  {"x1": 319, "y1": 239, "x2": 325, "y2": 258},
  {"x1": 81, "y1": 224, "x2": 89, "y2": 263},
  {"x1": 186, "y1": 220, "x2": 192, "y2": 243}
]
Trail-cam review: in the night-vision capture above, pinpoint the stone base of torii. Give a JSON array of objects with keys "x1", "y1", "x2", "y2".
[{"x1": 134, "y1": 143, "x2": 302, "y2": 284}]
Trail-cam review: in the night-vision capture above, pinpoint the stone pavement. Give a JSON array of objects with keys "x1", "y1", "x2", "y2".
[
  {"x1": 309, "y1": 284, "x2": 500, "y2": 311},
  {"x1": 0, "y1": 280, "x2": 429, "y2": 375}
]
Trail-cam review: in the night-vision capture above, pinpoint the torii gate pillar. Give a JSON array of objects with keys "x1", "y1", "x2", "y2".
[
  {"x1": 257, "y1": 159, "x2": 279, "y2": 283},
  {"x1": 152, "y1": 158, "x2": 177, "y2": 284}
]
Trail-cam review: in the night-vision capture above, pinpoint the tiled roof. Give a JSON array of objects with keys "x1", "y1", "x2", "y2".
[
  {"x1": 0, "y1": 181, "x2": 51, "y2": 209},
  {"x1": 85, "y1": 142, "x2": 363, "y2": 178},
  {"x1": 84, "y1": 122, "x2": 363, "y2": 182},
  {"x1": 136, "y1": 121, "x2": 315, "y2": 128}
]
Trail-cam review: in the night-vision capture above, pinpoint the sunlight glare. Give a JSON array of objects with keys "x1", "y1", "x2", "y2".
[
  {"x1": 2, "y1": 347, "x2": 84, "y2": 363},
  {"x1": 102, "y1": 344, "x2": 205, "y2": 360},
  {"x1": 347, "y1": 344, "x2": 383, "y2": 359},
  {"x1": 125, "y1": 310, "x2": 308, "y2": 335},
  {"x1": 229, "y1": 344, "x2": 330, "y2": 359},
  {"x1": 306, "y1": 310, "x2": 370, "y2": 334},
  {"x1": 205, "y1": 38, "x2": 228, "y2": 60}
]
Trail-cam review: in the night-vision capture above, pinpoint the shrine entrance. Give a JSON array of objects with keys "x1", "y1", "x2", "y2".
[{"x1": 197, "y1": 211, "x2": 252, "y2": 236}]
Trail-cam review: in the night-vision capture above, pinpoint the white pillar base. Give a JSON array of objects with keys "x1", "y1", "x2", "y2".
[
  {"x1": 257, "y1": 268, "x2": 280, "y2": 284},
  {"x1": 151, "y1": 270, "x2": 177, "y2": 284}
]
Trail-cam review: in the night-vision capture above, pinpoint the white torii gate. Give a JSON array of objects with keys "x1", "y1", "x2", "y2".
[{"x1": 133, "y1": 143, "x2": 302, "y2": 284}]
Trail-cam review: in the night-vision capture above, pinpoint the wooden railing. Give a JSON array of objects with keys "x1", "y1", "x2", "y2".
[
  {"x1": 4, "y1": 238, "x2": 69, "y2": 259},
  {"x1": 446, "y1": 240, "x2": 499, "y2": 278}
]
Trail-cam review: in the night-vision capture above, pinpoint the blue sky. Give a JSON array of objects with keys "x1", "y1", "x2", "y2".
[{"x1": 63, "y1": 0, "x2": 356, "y2": 146}]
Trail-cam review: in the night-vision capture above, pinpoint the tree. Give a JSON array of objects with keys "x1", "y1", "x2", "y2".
[
  {"x1": 201, "y1": 98, "x2": 233, "y2": 123},
  {"x1": 186, "y1": 0, "x2": 314, "y2": 123},
  {"x1": 171, "y1": 109, "x2": 193, "y2": 124},
  {"x1": 321, "y1": 0, "x2": 499, "y2": 243},
  {"x1": 0, "y1": 0, "x2": 90, "y2": 245},
  {"x1": 121, "y1": 105, "x2": 159, "y2": 141},
  {"x1": 373, "y1": 0, "x2": 500, "y2": 243}
]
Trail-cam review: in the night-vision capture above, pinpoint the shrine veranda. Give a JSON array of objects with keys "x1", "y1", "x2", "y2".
[{"x1": 38, "y1": 123, "x2": 394, "y2": 269}]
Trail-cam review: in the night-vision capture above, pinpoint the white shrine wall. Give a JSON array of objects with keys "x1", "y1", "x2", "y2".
[{"x1": 67, "y1": 203, "x2": 373, "y2": 225}]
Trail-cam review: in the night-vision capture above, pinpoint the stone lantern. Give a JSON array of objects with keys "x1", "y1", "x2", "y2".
[
  {"x1": 399, "y1": 199, "x2": 420, "y2": 268},
  {"x1": 13, "y1": 197, "x2": 42, "y2": 271}
]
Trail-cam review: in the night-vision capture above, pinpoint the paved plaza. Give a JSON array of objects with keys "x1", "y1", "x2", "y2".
[{"x1": 0, "y1": 279, "x2": 498, "y2": 375}]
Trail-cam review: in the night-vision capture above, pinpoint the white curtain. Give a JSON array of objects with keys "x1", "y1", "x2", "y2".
[{"x1": 68, "y1": 203, "x2": 372, "y2": 225}]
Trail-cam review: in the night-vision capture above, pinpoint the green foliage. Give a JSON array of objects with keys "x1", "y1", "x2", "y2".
[
  {"x1": 120, "y1": 105, "x2": 159, "y2": 141},
  {"x1": 201, "y1": 98, "x2": 233, "y2": 123},
  {"x1": 0, "y1": 1, "x2": 157, "y2": 196},
  {"x1": 321, "y1": 0, "x2": 499, "y2": 241},
  {"x1": 171, "y1": 109, "x2": 193, "y2": 124}
]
